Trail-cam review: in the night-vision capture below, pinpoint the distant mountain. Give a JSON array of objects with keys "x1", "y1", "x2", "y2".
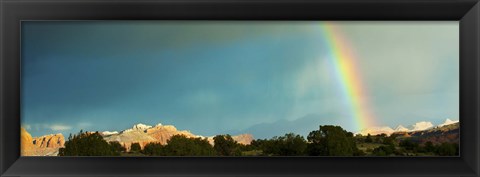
[
  {"x1": 437, "y1": 118, "x2": 459, "y2": 127},
  {"x1": 392, "y1": 122, "x2": 459, "y2": 144},
  {"x1": 356, "y1": 118, "x2": 459, "y2": 136},
  {"x1": 357, "y1": 126, "x2": 395, "y2": 136},
  {"x1": 394, "y1": 125, "x2": 409, "y2": 132}
]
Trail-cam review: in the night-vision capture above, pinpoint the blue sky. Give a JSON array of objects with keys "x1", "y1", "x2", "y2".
[{"x1": 21, "y1": 21, "x2": 458, "y2": 138}]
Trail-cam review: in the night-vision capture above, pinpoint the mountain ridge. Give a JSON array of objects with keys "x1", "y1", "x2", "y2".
[
  {"x1": 356, "y1": 118, "x2": 459, "y2": 136},
  {"x1": 20, "y1": 118, "x2": 458, "y2": 156}
]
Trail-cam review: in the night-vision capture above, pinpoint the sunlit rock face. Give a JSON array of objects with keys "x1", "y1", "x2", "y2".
[
  {"x1": 32, "y1": 134, "x2": 65, "y2": 148},
  {"x1": 21, "y1": 127, "x2": 34, "y2": 156},
  {"x1": 232, "y1": 134, "x2": 254, "y2": 145},
  {"x1": 21, "y1": 128, "x2": 65, "y2": 156}
]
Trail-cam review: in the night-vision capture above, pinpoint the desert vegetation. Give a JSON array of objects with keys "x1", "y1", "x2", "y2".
[
  {"x1": 59, "y1": 130, "x2": 120, "y2": 156},
  {"x1": 57, "y1": 125, "x2": 459, "y2": 156}
]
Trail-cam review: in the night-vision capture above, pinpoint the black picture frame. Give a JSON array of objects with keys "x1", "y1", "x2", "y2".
[{"x1": 1, "y1": 0, "x2": 479, "y2": 176}]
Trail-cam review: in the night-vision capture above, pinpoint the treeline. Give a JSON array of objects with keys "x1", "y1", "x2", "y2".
[
  {"x1": 249, "y1": 125, "x2": 363, "y2": 156},
  {"x1": 58, "y1": 125, "x2": 459, "y2": 156},
  {"x1": 59, "y1": 130, "x2": 126, "y2": 156},
  {"x1": 58, "y1": 130, "x2": 246, "y2": 156},
  {"x1": 141, "y1": 135, "x2": 216, "y2": 156}
]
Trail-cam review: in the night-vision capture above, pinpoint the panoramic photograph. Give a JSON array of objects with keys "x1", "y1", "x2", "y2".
[{"x1": 20, "y1": 21, "x2": 459, "y2": 156}]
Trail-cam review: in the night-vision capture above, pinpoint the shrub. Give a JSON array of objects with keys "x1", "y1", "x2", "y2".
[
  {"x1": 164, "y1": 135, "x2": 215, "y2": 156},
  {"x1": 109, "y1": 141, "x2": 126, "y2": 153},
  {"x1": 142, "y1": 142, "x2": 164, "y2": 156},
  {"x1": 306, "y1": 125, "x2": 359, "y2": 156},
  {"x1": 436, "y1": 142, "x2": 458, "y2": 156},
  {"x1": 59, "y1": 130, "x2": 118, "y2": 156},
  {"x1": 130, "y1": 143, "x2": 142, "y2": 152},
  {"x1": 372, "y1": 145, "x2": 395, "y2": 156},
  {"x1": 213, "y1": 134, "x2": 242, "y2": 156}
]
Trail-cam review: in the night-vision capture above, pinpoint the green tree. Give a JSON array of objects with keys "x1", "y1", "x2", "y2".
[
  {"x1": 249, "y1": 139, "x2": 263, "y2": 150},
  {"x1": 58, "y1": 130, "x2": 118, "y2": 156},
  {"x1": 259, "y1": 137, "x2": 281, "y2": 155},
  {"x1": 354, "y1": 148, "x2": 366, "y2": 156},
  {"x1": 275, "y1": 133, "x2": 307, "y2": 156},
  {"x1": 399, "y1": 139, "x2": 419, "y2": 152},
  {"x1": 378, "y1": 133, "x2": 387, "y2": 138},
  {"x1": 365, "y1": 134, "x2": 373, "y2": 143},
  {"x1": 424, "y1": 141, "x2": 435, "y2": 152},
  {"x1": 142, "y1": 142, "x2": 164, "y2": 156},
  {"x1": 372, "y1": 145, "x2": 395, "y2": 156},
  {"x1": 436, "y1": 142, "x2": 457, "y2": 156},
  {"x1": 213, "y1": 134, "x2": 241, "y2": 156},
  {"x1": 383, "y1": 136, "x2": 395, "y2": 146},
  {"x1": 109, "y1": 141, "x2": 126, "y2": 154},
  {"x1": 130, "y1": 143, "x2": 142, "y2": 152},
  {"x1": 164, "y1": 135, "x2": 215, "y2": 156},
  {"x1": 306, "y1": 125, "x2": 359, "y2": 156}
]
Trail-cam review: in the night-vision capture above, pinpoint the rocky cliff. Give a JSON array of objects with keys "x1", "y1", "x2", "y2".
[
  {"x1": 33, "y1": 133, "x2": 65, "y2": 148},
  {"x1": 21, "y1": 128, "x2": 65, "y2": 156},
  {"x1": 20, "y1": 127, "x2": 34, "y2": 156},
  {"x1": 232, "y1": 134, "x2": 254, "y2": 145}
]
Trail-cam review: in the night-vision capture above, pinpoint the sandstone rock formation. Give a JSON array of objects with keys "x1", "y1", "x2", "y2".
[
  {"x1": 20, "y1": 127, "x2": 34, "y2": 156},
  {"x1": 21, "y1": 128, "x2": 65, "y2": 156},
  {"x1": 145, "y1": 124, "x2": 196, "y2": 144},
  {"x1": 103, "y1": 123, "x2": 253, "y2": 151},
  {"x1": 33, "y1": 133, "x2": 65, "y2": 148},
  {"x1": 232, "y1": 134, "x2": 254, "y2": 145}
]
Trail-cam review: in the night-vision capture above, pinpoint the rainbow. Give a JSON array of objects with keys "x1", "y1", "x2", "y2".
[{"x1": 320, "y1": 22, "x2": 376, "y2": 131}]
